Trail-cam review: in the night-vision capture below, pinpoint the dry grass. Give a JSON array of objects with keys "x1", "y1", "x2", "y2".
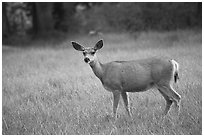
[{"x1": 2, "y1": 30, "x2": 202, "y2": 135}]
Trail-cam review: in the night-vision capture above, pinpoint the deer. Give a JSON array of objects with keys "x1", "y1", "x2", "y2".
[{"x1": 71, "y1": 40, "x2": 181, "y2": 118}]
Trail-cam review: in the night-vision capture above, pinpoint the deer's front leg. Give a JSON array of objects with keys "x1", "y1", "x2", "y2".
[
  {"x1": 112, "y1": 92, "x2": 120, "y2": 118},
  {"x1": 121, "y1": 92, "x2": 132, "y2": 117}
]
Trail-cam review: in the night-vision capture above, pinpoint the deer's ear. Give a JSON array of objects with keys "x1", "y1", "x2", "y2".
[
  {"x1": 94, "y1": 40, "x2": 103, "y2": 51},
  {"x1": 71, "y1": 41, "x2": 85, "y2": 51}
]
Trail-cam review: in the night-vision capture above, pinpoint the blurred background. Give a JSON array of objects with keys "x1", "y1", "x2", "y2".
[{"x1": 2, "y1": 2, "x2": 202, "y2": 45}]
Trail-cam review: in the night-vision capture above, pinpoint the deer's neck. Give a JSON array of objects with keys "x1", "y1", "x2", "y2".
[{"x1": 89, "y1": 57, "x2": 104, "y2": 82}]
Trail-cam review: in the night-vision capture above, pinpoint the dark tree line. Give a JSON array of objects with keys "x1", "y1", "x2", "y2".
[
  {"x1": 2, "y1": 2, "x2": 202, "y2": 43},
  {"x1": 3, "y1": 2, "x2": 76, "y2": 37},
  {"x1": 87, "y1": 2, "x2": 201, "y2": 32}
]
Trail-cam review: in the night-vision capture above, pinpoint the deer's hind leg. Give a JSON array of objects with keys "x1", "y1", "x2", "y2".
[
  {"x1": 167, "y1": 85, "x2": 181, "y2": 112},
  {"x1": 158, "y1": 85, "x2": 181, "y2": 115},
  {"x1": 158, "y1": 88, "x2": 173, "y2": 115}
]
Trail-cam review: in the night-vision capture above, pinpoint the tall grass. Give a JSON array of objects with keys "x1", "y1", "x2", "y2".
[{"x1": 2, "y1": 30, "x2": 202, "y2": 134}]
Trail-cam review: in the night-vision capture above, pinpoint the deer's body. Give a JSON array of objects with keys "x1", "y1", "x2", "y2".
[
  {"x1": 93, "y1": 58, "x2": 173, "y2": 93},
  {"x1": 72, "y1": 40, "x2": 181, "y2": 118}
]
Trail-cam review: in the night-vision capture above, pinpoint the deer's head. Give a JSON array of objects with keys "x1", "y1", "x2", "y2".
[{"x1": 72, "y1": 40, "x2": 103, "y2": 64}]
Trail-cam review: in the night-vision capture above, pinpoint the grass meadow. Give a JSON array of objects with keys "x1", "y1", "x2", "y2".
[{"x1": 2, "y1": 30, "x2": 202, "y2": 135}]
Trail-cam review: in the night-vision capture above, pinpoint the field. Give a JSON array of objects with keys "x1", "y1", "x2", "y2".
[{"x1": 2, "y1": 30, "x2": 202, "y2": 135}]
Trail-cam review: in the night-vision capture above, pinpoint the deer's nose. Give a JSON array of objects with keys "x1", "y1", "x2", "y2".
[{"x1": 84, "y1": 57, "x2": 90, "y2": 63}]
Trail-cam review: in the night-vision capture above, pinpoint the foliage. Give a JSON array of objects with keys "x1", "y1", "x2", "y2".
[
  {"x1": 2, "y1": 2, "x2": 202, "y2": 45},
  {"x1": 81, "y1": 2, "x2": 201, "y2": 32}
]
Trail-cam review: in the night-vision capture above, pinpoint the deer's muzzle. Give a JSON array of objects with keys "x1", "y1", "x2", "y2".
[{"x1": 84, "y1": 58, "x2": 90, "y2": 63}]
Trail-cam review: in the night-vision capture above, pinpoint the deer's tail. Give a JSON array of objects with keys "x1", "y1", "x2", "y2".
[{"x1": 171, "y1": 59, "x2": 179, "y2": 83}]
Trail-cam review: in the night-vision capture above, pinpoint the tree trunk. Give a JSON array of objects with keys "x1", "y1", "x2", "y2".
[
  {"x1": 2, "y1": 2, "x2": 10, "y2": 38},
  {"x1": 33, "y1": 2, "x2": 54, "y2": 35},
  {"x1": 62, "y1": 3, "x2": 76, "y2": 31}
]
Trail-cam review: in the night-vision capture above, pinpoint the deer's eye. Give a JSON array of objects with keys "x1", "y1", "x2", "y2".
[
  {"x1": 83, "y1": 52, "x2": 86, "y2": 56},
  {"x1": 90, "y1": 52, "x2": 95, "y2": 55}
]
